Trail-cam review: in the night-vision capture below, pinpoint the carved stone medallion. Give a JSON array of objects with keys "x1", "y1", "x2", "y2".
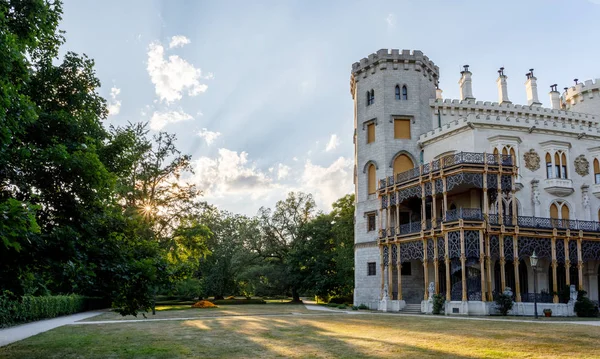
[
  {"x1": 575, "y1": 154, "x2": 589, "y2": 176},
  {"x1": 523, "y1": 149, "x2": 540, "y2": 171}
]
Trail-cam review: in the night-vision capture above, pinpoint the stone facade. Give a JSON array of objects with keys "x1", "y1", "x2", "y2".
[{"x1": 351, "y1": 49, "x2": 600, "y2": 315}]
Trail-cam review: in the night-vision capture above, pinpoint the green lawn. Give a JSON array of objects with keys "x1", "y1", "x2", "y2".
[{"x1": 1, "y1": 305, "x2": 599, "y2": 358}]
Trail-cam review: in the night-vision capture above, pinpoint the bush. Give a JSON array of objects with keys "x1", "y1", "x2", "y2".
[
  {"x1": 495, "y1": 293, "x2": 514, "y2": 316},
  {"x1": 358, "y1": 304, "x2": 369, "y2": 310},
  {"x1": 226, "y1": 296, "x2": 236, "y2": 300},
  {"x1": 0, "y1": 292, "x2": 94, "y2": 328},
  {"x1": 337, "y1": 304, "x2": 347, "y2": 309},
  {"x1": 574, "y1": 290, "x2": 599, "y2": 317},
  {"x1": 351, "y1": 305, "x2": 358, "y2": 311},
  {"x1": 191, "y1": 300, "x2": 217, "y2": 308},
  {"x1": 328, "y1": 295, "x2": 353, "y2": 305},
  {"x1": 172, "y1": 278, "x2": 204, "y2": 301},
  {"x1": 431, "y1": 294, "x2": 446, "y2": 315},
  {"x1": 211, "y1": 299, "x2": 266, "y2": 305},
  {"x1": 326, "y1": 303, "x2": 338, "y2": 308}
]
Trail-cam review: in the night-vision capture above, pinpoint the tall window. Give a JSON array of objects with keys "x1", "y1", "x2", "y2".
[
  {"x1": 366, "y1": 89, "x2": 375, "y2": 106},
  {"x1": 550, "y1": 201, "x2": 570, "y2": 220},
  {"x1": 393, "y1": 119, "x2": 411, "y2": 139},
  {"x1": 367, "y1": 213, "x2": 376, "y2": 232},
  {"x1": 367, "y1": 164, "x2": 376, "y2": 194},
  {"x1": 546, "y1": 151, "x2": 568, "y2": 179},
  {"x1": 594, "y1": 158, "x2": 600, "y2": 184},
  {"x1": 402, "y1": 85, "x2": 408, "y2": 100},
  {"x1": 546, "y1": 153, "x2": 552, "y2": 179},
  {"x1": 367, "y1": 262, "x2": 376, "y2": 276},
  {"x1": 366, "y1": 123, "x2": 375, "y2": 144},
  {"x1": 395, "y1": 85, "x2": 401, "y2": 100},
  {"x1": 393, "y1": 154, "x2": 414, "y2": 176}
]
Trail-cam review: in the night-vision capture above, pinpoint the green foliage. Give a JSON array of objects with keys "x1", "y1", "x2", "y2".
[
  {"x1": 358, "y1": 304, "x2": 369, "y2": 310},
  {"x1": 172, "y1": 278, "x2": 205, "y2": 301},
  {"x1": 495, "y1": 293, "x2": 514, "y2": 316},
  {"x1": 574, "y1": 290, "x2": 599, "y2": 317},
  {"x1": 336, "y1": 304, "x2": 347, "y2": 309},
  {"x1": 432, "y1": 294, "x2": 446, "y2": 315},
  {"x1": 326, "y1": 303, "x2": 338, "y2": 308},
  {"x1": 0, "y1": 199, "x2": 40, "y2": 251},
  {"x1": 211, "y1": 299, "x2": 266, "y2": 305},
  {"x1": 328, "y1": 295, "x2": 353, "y2": 305},
  {"x1": 351, "y1": 305, "x2": 358, "y2": 311}
]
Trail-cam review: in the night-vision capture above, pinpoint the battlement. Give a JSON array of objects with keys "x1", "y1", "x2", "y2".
[
  {"x1": 564, "y1": 78, "x2": 600, "y2": 100},
  {"x1": 351, "y1": 49, "x2": 439, "y2": 78}
]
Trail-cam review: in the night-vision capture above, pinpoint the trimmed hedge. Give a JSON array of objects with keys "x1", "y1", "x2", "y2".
[
  {"x1": 211, "y1": 299, "x2": 266, "y2": 305},
  {"x1": 0, "y1": 294, "x2": 108, "y2": 328}
]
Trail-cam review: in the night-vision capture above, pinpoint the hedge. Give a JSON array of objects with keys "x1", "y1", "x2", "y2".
[
  {"x1": 211, "y1": 299, "x2": 266, "y2": 305},
  {"x1": 0, "y1": 294, "x2": 108, "y2": 328}
]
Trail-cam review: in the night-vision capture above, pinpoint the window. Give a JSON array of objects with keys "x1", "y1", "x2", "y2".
[
  {"x1": 546, "y1": 151, "x2": 568, "y2": 179},
  {"x1": 367, "y1": 164, "x2": 376, "y2": 194},
  {"x1": 401, "y1": 262, "x2": 412, "y2": 276},
  {"x1": 546, "y1": 153, "x2": 552, "y2": 179},
  {"x1": 402, "y1": 85, "x2": 408, "y2": 100},
  {"x1": 366, "y1": 89, "x2": 375, "y2": 106},
  {"x1": 367, "y1": 262, "x2": 376, "y2": 276},
  {"x1": 367, "y1": 123, "x2": 375, "y2": 143},
  {"x1": 550, "y1": 201, "x2": 570, "y2": 220},
  {"x1": 594, "y1": 159, "x2": 600, "y2": 184},
  {"x1": 395, "y1": 85, "x2": 401, "y2": 100},
  {"x1": 393, "y1": 154, "x2": 414, "y2": 176},
  {"x1": 393, "y1": 119, "x2": 411, "y2": 139},
  {"x1": 367, "y1": 213, "x2": 376, "y2": 232}
]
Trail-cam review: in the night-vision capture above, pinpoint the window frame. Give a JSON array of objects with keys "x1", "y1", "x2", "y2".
[
  {"x1": 367, "y1": 262, "x2": 376, "y2": 276},
  {"x1": 366, "y1": 212, "x2": 376, "y2": 232}
]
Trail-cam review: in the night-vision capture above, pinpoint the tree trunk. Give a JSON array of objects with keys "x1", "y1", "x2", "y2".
[{"x1": 292, "y1": 288, "x2": 301, "y2": 302}]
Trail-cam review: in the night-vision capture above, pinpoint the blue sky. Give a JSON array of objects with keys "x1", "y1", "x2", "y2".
[{"x1": 59, "y1": 0, "x2": 600, "y2": 215}]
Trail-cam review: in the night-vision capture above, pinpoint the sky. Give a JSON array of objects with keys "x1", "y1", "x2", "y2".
[{"x1": 58, "y1": 0, "x2": 600, "y2": 216}]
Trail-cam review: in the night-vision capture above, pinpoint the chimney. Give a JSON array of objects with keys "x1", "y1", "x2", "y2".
[
  {"x1": 436, "y1": 85, "x2": 443, "y2": 100},
  {"x1": 525, "y1": 69, "x2": 542, "y2": 107},
  {"x1": 549, "y1": 84, "x2": 560, "y2": 110},
  {"x1": 458, "y1": 65, "x2": 475, "y2": 101},
  {"x1": 496, "y1": 67, "x2": 511, "y2": 104}
]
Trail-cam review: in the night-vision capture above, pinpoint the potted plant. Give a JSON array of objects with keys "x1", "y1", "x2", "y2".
[{"x1": 543, "y1": 308, "x2": 552, "y2": 317}]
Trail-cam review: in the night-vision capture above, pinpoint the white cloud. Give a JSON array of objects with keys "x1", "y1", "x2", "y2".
[
  {"x1": 277, "y1": 163, "x2": 290, "y2": 180},
  {"x1": 299, "y1": 157, "x2": 353, "y2": 210},
  {"x1": 107, "y1": 87, "x2": 121, "y2": 115},
  {"x1": 150, "y1": 110, "x2": 193, "y2": 131},
  {"x1": 386, "y1": 13, "x2": 396, "y2": 29},
  {"x1": 147, "y1": 41, "x2": 209, "y2": 103},
  {"x1": 197, "y1": 128, "x2": 222, "y2": 146},
  {"x1": 169, "y1": 35, "x2": 190, "y2": 49},
  {"x1": 325, "y1": 134, "x2": 340, "y2": 152}
]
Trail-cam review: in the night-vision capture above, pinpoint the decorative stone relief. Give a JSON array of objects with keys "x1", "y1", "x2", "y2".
[
  {"x1": 574, "y1": 155, "x2": 589, "y2": 176},
  {"x1": 523, "y1": 149, "x2": 540, "y2": 171}
]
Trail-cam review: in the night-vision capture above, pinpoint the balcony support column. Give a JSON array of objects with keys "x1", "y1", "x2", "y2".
[
  {"x1": 397, "y1": 244, "x2": 402, "y2": 300},
  {"x1": 486, "y1": 234, "x2": 493, "y2": 300},
  {"x1": 564, "y1": 237, "x2": 571, "y2": 287},
  {"x1": 445, "y1": 232, "x2": 451, "y2": 301},
  {"x1": 460, "y1": 226, "x2": 467, "y2": 301},
  {"x1": 513, "y1": 238, "x2": 521, "y2": 302},
  {"x1": 499, "y1": 234, "x2": 506, "y2": 292},
  {"x1": 511, "y1": 176, "x2": 517, "y2": 225},
  {"x1": 423, "y1": 238, "x2": 429, "y2": 301},
  {"x1": 551, "y1": 235, "x2": 558, "y2": 303},
  {"x1": 479, "y1": 229, "x2": 486, "y2": 301},
  {"x1": 380, "y1": 244, "x2": 385, "y2": 299},
  {"x1": 388, "y1": 243, "x2": 393, "y2": 299},
  {"x1": 421, "y1": 184, "x2": 426, "y2": 230},
  {"x1": 434, "y1": 237, "x2": 440, "y2": 294},
  {"x1": 386, "y1": 196, "x2": 391, "y2": 237},
  {"x1": 432, "y1": 181, "x2": 437, "y2": 227},
  {"x1": 395, "y1": 199, "x2": 400, "y2": 236},
  {"x1": 497, "y1": 173, "x2": 503, "y2": 225},
  {"x1": 577, "y1": 234, "x2": 584, "y2": 291}
]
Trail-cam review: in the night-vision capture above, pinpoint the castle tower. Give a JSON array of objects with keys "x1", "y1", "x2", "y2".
[
  {"x1": 350, "y1": 49, "x2": 439, "y2": 307},
  {"x1": 563, "y1": 79, "x2": 600, "y2": 116}
]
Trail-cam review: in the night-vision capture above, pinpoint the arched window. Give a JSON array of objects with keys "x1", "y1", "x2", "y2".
[
  {"x1": 402, "y1": 85, "x2": 408, "y2": 100},
  {"x1": 550, "y1": 203, "x2": 559, "y2": 219},
  {"x1": 550, "y1": 200, "x2": 570, "y2": 221},
  {"x1": 393, "y1": 154, "x2": 414, "y2": 176},
  {"x1": 554, "y1": 152, "x2": 561, "y2": 178},
  {"x1": 546, "y1": 153, "x2": 552, "y2": 179},
  {"x1": 561, "y1": 152, "x2": 567, "y2": 179},
  {"x1": 594, "y1": 158, "x2": 600, "y2": 184},
  {"x1": 368, "y1": 164, "x2": 376, "y2": 194},
  {"x1": 395, "y1": 85, "x2": 401, "y2": 100}
]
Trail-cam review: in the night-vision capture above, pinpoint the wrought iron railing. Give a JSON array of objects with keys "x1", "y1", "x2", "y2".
[
  {"x1": 399, "y1": 222, "x2": 421, "y2": 235},
  {"x1": 381, "y1": 152, "x2": 515, "y2": 188},
  {"x1": 444, "y1": 208, "x2": 483, "y2": 222},
  {"x1": 520, "y1": 292, "x2": 554, "y2": 303}
]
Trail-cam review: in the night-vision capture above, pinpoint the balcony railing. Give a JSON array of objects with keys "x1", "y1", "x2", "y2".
[
  {"x1": 520, "y1": 292, "x2": 554, "y2": 303},
  {"x1": 445, "y1": 208, "x2": 483, "y2": 222},
  {"x1": 379, "y1": 152, "x2": 514, "y2": 190},
  {"x1": 399, "y1": 222, "x2": 422, "y2": 235}
]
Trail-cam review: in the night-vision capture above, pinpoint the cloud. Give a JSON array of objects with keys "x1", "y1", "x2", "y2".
[
  {"x1": 107, "y1": 87, "x2": 121, "y2": 115},
  {"x1": 169, "y1": 35, "x2": 190, "y2": 49},
  {"x1": 147, "y1": 40, "x2": 209, "y2": 103},
  {"x1": 150, "y1": 110, "x2": 193, "y2": 131},
  {"x1": 300, "y1": 157, "x2": 353, "y2": 210},
  {"x1": 386, "y1": 13, "x2": 396, "y2": 29},
  {"x1": 325, "y1": 134, "x2": 340, "y2": 152},
  {"x1": 197, "y1": 128, "x2": 222, "y2": 146},
  {"x1": 277, "y1": 163, "x2": 290, "y2": 180}
]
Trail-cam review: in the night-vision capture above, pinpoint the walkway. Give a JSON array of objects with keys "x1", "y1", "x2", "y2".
[{"x1": 0, "y1": 311, "x2": 102, "y2": 347}]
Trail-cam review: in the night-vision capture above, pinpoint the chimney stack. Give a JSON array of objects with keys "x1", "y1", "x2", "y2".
[
  {"x1": 549, "y1": 84, "x2": 561, "y2": 110},
  {"x1": 496, "y1": 67, "x2": 511, "y2": 104},
  {"x1": 458, "y1": 65, "x2": 475, "y2": 101},
  {"x1": 525, "y1": 69, "x2": 542, "y2": 107},
  {"x1": 436, "y1": 84, "x2": 443, "y2": 100}
]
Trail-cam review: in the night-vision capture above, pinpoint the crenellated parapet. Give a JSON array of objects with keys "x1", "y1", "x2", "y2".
[
  {"x1": 563, "y1": 79, "x2": 600, "y2": 116},
  {"x1": 350, "y1": 49, "x2": 439, "y2": 96}
]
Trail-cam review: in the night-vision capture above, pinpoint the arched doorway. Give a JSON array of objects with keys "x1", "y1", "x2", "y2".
[
  {"x1": 393, "y1": 154, "x2": 414, "y2": 176},
  {"x1": 450, "y1": 262, "x2": 481, "y2": 301}
]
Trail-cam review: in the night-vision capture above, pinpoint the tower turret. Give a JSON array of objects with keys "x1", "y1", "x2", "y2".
[{"x1": 563, "y1": 78, "x2": 600, "y2": 116}]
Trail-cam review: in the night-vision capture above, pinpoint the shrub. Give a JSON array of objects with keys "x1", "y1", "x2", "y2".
[
  {"x1": 351, "y1": 305, "x2": 358, "y2": 311},
  {"x1": 173, "y1": 278, "x2": 204, "y2": 301},
  {"x1": 191, "y1": 300, "x2": 217, "y2": 308},
  {"x1": 574, "y1": 291, "x2": 599, "y2": 317},
  {"x1": 211, "y1": 299, "x2": 266, "y2": 305},
  {"x1": 226, "y1": 296, "x2": 236, "y2": 300},
  {"x1": 337, "y1": 304, "x2": 347, "y2": 309},
  {"x1": 326, "y1": 303, "x2": 338, "y2": 308},
  {"x1": 358, "y1": 304, "x2": 369, "y2": 310},
  {"x1": 328, "y1": 295, "x2": 353, "y2": 305},
  {"x1": 495, "y1": 293, "x2": 514, "y2": 316},
  {"x1": 431, "y1": 294, "x2": 446, "y2": 315}
]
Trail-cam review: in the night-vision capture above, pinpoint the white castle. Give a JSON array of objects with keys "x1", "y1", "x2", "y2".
[{"x1": 351, "y1": 49, "x2": 600, "y2": 316}]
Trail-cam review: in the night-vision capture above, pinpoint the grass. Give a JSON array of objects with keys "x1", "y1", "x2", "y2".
[{"x1": 1, "y1": 305, "x2": 599, "y2": 358}]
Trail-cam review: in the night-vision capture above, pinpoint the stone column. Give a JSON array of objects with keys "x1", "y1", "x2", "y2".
[
  {"x1": 513, "y1": 239, "x2": 521, "y2": 302},
  {"x1": 486, "y1": 234, "x2": 493, "y2": 299},
  {"x1": 565, "y1": 238, "x2": 571, "y2": 287},
  {"x1": 497, "y1": 172, "x2": 503, "y2": 224},
  {"x1": 499, "y1": 235, "x2": 506, "y2": 292},
  {"x1": 479, "y1": 230, "x2": 486, "y2": 301},
  {"x1": 387, "y1": 243, "x2": 393, "y2": 299},
  {"x1": 396, "y1": 244, "x2": 402, "y2": 300},
  {"x1": 460, "y1": 227, "x2": 467, "y2": 301},
  {"x1": 551, "y1": 235, "x2": 558, "y2": 303},
  {"x1": 380, "y1": 244, "x2": 385, "y2": 299},
  {"x1": 421, "y1": 184, "x2": 426, "y2": 230},
  {"x1": 386, "y1": 197, "x2": 391, "y2": 237},
  {"x1": 531, "y1": 180, "x2": 541, "y2": 218},
  {"x1": 445, "y1": 232, "x2": 451, "y2": 301},
  {"x1": 434, "y1": 238, "x2": 439, "y2": 294}
]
